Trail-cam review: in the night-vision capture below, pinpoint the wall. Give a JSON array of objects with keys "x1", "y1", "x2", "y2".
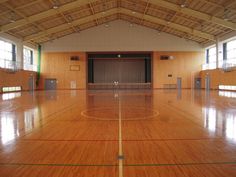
[
  {"x1": 40, "y1": 51, "x2": 204, "y2": 90},
  {"x1": 153, "y1": 51, "x2": 204, "y2": 89},
  {"x1": 200, "y1": 69, "x2": 236, "y2": 89},
  {"x1": 42, "y1": 20, "x2": 203, "y2": 52},
  {"x1": 0, "y1": 68, "x2": 36, "y2": 93},
  {"x1": 39, "y1": 52, "x2": 86, "y2": 90}
]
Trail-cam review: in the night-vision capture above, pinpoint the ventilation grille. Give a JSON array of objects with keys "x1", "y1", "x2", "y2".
[{"x1": 70, "y1": 56, "x2": 80, "y2": 61}]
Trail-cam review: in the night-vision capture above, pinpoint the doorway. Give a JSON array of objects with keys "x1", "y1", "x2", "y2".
[
  {"x1": 45, "y1": 79, "x2": 57, "y2": 90},
  {"x1": 194, "y1": 78, "x2": 201, "y2": 89},
  {"x1": 205, "y1": 75, "x2": 210, "y2": 91},
  {"x1": 28, "y1": 75, "x2": 34, "y2": 91},
  {"x1": 177, "y1": 77, "x2": 182, "y2": 90}
]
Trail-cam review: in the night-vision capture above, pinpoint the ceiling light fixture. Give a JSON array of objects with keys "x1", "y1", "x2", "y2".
[
  {"x1": 132, "y1": 11, "x2": 136, "y2": 14},
  {"x1": 53, "y1": 5, "x2": 59, "y2": 9},
  {"x1": 52, "y1": 0, "x2": 59, "y2": 9}
]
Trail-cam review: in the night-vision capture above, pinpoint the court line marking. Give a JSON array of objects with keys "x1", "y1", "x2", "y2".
[
  {"x1": 19, "y1": 138, "x2": 224, "y2": 142},
  {"x1": 0, "y1": 163, "x2": 116, "y2": 167},
  {"x1": 0, "y1": 161, "x2": 236, "y2": 167},
  {"x1": 80, "y1": 106, "x2": 159, "y2": 121},
  {"x1": 124, "y1": 161, "x2": 236, "y2": 166},
  {"x1": 118, "y1": 92, "x2": 124, "y2": 177}
]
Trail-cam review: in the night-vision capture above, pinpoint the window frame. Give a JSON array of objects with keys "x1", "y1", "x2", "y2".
[
  {"x1": 0, "y1": 38, "x2": 17, "y2": 69},
  {"x1": 23, "y1": 46, "x2": 35, "y2": 71}
]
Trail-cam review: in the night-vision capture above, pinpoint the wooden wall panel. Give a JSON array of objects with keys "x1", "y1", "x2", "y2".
[
  {"x1": 0, "y1": 69, "x2": 36, "y2": 93},
  {"x1": 153, "y1": 52, "x2": 204, "y2": 89},
  {"x1": 39, "y1": 52, "x2": 86, "y2": 89},
  {"x1": 200, "y1": 69, "x2": 236, "y2": 89}
]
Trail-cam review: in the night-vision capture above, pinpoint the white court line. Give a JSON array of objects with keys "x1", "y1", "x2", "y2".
[{"x1": 118, "y1": 92, "x2": 123, "y2": 177}]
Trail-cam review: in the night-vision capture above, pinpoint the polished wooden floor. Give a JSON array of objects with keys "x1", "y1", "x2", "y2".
[{"x1": 0, "y1": 89, "x2": 236, "y2": 177}]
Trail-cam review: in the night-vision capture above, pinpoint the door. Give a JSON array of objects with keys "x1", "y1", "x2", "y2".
[
  {"x1": 177, "y1": 77, "x2": 182, "y2": 90},
  {"x1": 205, "y1": 75, "x2": 210, "y2": 91},
  {"x1": 194, "y1": 78, "x2": 201, "y2": 89},
  {"x1": 45, "y1": 79, "x2": 57, "y2": 90},
  {"x1": 29, "y1": 75, "x2": 34, "y2": 91}
]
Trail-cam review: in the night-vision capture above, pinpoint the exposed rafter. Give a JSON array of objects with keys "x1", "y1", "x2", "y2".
[
  {"x1": 0, "y1": 0, "x2": 8, "y2": 4},
  {"x1": 0, "y1": 0, "x2": 42, "y2": 16},
  {"x1": 24, "y1": 7, "x2": 215, "y2": 42},
  {"x1": 48, "y1": 0, "x2": 78, "y2": 33},
  {"x1": 24, "y1": 8, "x2": 118, "y2": 42},
  {"x1": 0, "y1": 0, "x2": 235, "y2": 44},
  {"x1": 121, "y1": 8, "x2": 215, "y2": 41},
  {"x1": 2, "y1": 3, "x2": 47, "y2": 35},
  {"x1": 139, "y1": 0, "x2": 150, "y2": 25},
  {"x1": 89, "y1": 2, "x2": 99, "y2": 26},
  {"x1": 148, "y1": 0, "x2": 236, "y2": 30},
  {"x1": 0, "y1": 0, "x2": 97, "y2": 33}
]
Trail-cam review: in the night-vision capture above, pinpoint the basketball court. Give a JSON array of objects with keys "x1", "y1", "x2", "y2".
[{"x1": 0, "y1": 0, "x2": 236, "y2": 176}]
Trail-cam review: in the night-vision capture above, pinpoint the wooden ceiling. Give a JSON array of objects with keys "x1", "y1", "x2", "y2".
[{"x1": 1, "y1": 0, "x2": 236, "y2": 45}]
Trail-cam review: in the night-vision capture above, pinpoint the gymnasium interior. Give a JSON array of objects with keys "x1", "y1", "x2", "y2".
[{"x1": 0, "y1": 0, "x2": 236, "y2": 176}]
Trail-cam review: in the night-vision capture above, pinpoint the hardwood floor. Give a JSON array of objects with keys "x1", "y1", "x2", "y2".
[{"x1": 0, "y1": 89, "x2": 236, "y2": 177}]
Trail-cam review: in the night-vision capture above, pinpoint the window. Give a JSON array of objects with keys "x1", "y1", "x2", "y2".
[
  {"x1": 223, "y1": 39, "x2": 236, "y2": 65},
  {"x1": 2, "y1": 86, "x2": 21, "y2": 93},
  {"x1": 23, "y1": 47, "x2": 37, "y2": 71},
  {"x1": 0, "y1": 39, "x2": 17, "y2": 69},
  {"x1": 202, "y1": 47, "x2": 216, "y2": 70}
]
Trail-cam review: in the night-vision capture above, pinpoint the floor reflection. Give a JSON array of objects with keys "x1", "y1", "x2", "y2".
[
  {"x1": 1, "y1": 92, "x2": 21, "y2": 100},
  {"x1": 204, "y1": 106, "x2": 236, "y2": 142},
  {"x1": 219, "y1": 91, "x2": 236, "y2": 98},
  {"x1": 0, "y1": 107, "x2": 40, "y2": 145},
  {"x1": 204, "y1": 107, "x2": 217, "y2": 132},
  {"x1": 0, "y1": 113, "x2": 19, "y2": 145},
  {"x1": 24, "y1": 108, "x2": 39, "y2": 132}
]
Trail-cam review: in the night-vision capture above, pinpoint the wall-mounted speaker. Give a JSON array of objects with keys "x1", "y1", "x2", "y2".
[{"x1": 160, "y1": 55, "x2": 174, "y2": 60}]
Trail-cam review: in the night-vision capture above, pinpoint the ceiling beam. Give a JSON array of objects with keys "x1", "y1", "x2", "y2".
[
  {"x1": 25, "y1": 7, "x2": 215, "y2": 42},
  {"x1": 121, "y1": 8, "x2": 215, "y2": 41},
  {"x1": 2, "y1": 3, "x2": 47, "y2": 35},
  {"x1": 48, "y1": 0, "x2": 78, "y2": 33},
  {"x1": 148, "y1": 0, "x2": 236, "y2": 30},
  {"x1": 89, "y1": 2, "x2": 99, "y2": 26},
  {"x1": 139, "y1": 0, "x2": 150, "y2": 25},
  {"x1": 0, "y1": 0, "x2": 8, "y2": 4},
  {"x1": 0, "y1": 0, "x2": 42, "y2": 16},
  {"x1": 24, "y1": 8, "x2": 117, "y2": 42},
  {"x1": 0, "y1": 0, "x2": 97, "y2": 33}
]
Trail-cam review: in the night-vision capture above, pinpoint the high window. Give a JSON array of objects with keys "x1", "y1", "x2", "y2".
[
  {"x1": 223, "y1": 39, "x2": 236, "y2": 65},
  {"x1": 0, "y1": 39, "x2": 16, "y2": 69},
  {"x1": 23, "y1": 47, "x2": 37, "y2": 71},
  {"x1": 203, "y1": 47, "x2": 216, "y2": 70}
]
